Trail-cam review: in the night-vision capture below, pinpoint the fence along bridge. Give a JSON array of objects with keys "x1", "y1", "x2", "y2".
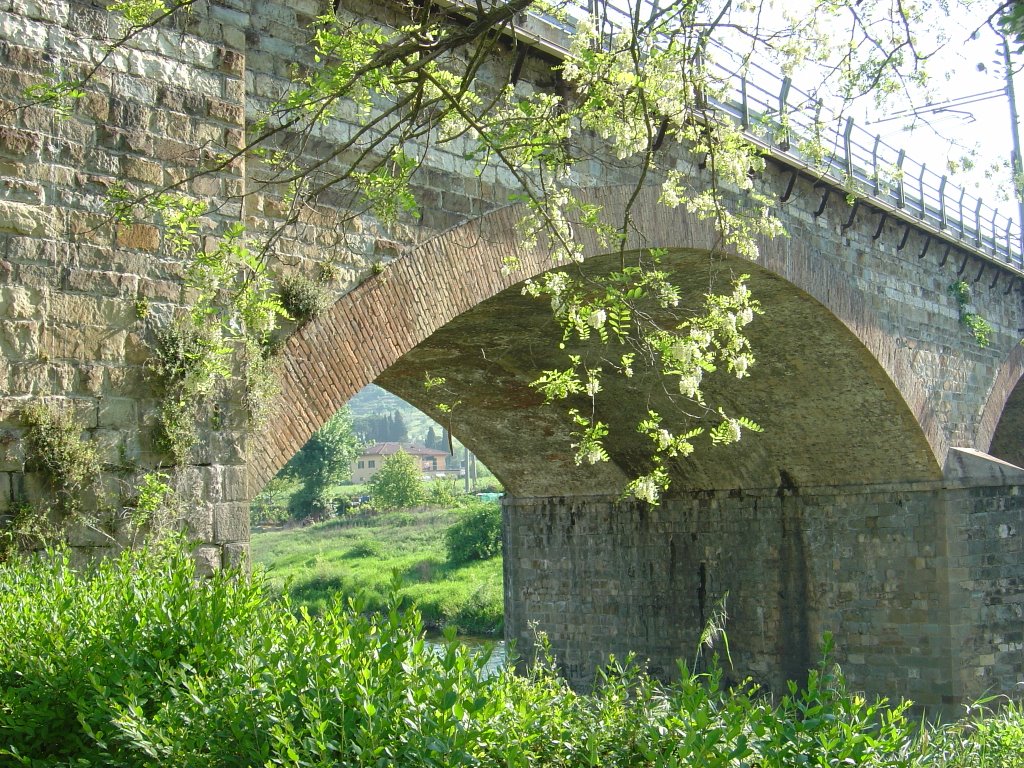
[
  {"x1": 1, "y1": 0, "x2": 1024, "y2": 715},
  {"x1": 518, "y1": 0, "x2": 1024, "y2": 270}
]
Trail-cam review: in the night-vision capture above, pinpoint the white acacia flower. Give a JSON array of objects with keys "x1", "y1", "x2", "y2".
[
  {"x1": 678, "y1": 369, "x2": 702, "y2": 398},
  {"x1": 588, "y1": 308, "x2": 607, "y2": 329},
  {"x1": 690, "y1": 328, "x2": 712, "y2": 347},
  {"x1": 630, "y1": 475, "x2": 660, "y2": 504},
  {"x1": 546, "y1": 272, "x2": 568, "y2": 294},
  {"x1": 738, "y1": 307, "x2": 754, "y2": 326},
  {"x1": 670, "y1": 341, "x2": 696, "y2": 366}
]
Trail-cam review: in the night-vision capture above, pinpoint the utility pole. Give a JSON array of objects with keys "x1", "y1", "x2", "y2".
[{"x1": 1001, "y1": 33, "x2": 1024, "y2": 229}]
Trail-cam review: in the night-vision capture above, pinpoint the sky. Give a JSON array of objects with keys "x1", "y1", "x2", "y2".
[
  {"x1": 871, "y1": 14, "x2": 1021, "y2": 221},
  {"x1": 788, "y1": 1, "x2": 1022, "y2": 225}
]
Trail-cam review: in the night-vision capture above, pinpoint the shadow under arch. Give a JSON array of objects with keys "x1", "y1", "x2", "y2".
[
  {"x1": 251, "y1": 186, "x2": 943, "y2": 495},
  {"x1": 978, "y1": 343, "x2": 1024, "y2": 467}
]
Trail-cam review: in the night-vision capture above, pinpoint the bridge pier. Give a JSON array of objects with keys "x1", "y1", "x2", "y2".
[{"x1": 503, "y1": 450, "x2": 1024, "y2": 715}]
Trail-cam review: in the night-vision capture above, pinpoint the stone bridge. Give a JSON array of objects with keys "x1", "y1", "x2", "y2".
[{"x1": 2, "y1": 0, "x2": 1024, "y2": 714}]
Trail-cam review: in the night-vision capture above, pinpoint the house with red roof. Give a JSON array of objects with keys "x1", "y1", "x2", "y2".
[{"x1": 350, "y1": 442, "x2": 456, "y2": 483}]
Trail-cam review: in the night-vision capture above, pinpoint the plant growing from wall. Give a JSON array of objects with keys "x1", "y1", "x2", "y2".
[
  {"x1": 278, "y1": 272, "x2": 331, "y2": 327},
  {"x1": 113, "y1": 193, "x2": 288, "y2": 464},
  {"x1": 20, "y1": 402, "x2": 102, "y2": 517},
  {"x1": 950, "y1": 280, "x2": 994, "y2": 348},
  {"x1": 125, "y1": 471, "x2": 177, "y2": 544},
  {"x1": 0, "y1": 403, "x2": 103, "y2": 559},
  {"x1": 0, "y1": 503, "x2": 57, "y2": 562}
]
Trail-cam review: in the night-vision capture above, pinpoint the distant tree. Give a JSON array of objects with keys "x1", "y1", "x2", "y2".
[
  {"x1": 286, "y1": 409, "x2": 361, "y2": 519},
  {"x1": 428, "y1": 476, "x2": 460, "y2": 507},
  {"x1": 445, "y1": 501, "x2": 502, "y2": 563},
  {"x1": 370, "y1": 450, "x2": 424, "y2": 510},
  {"x1": 354, "y1": 413, "x2": 386, "y2": 443},
  {"x1": 250, "y1": 476, "x2": 292, "y2": 525},
  {"x1": 424, "y1": 426, "x2": 438, "y2": 450},
  {"x1": 391, "y1": 411, "x2": 408, "y2": 443}
]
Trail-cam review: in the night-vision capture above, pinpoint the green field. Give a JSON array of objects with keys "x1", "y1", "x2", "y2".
[{"x1": 251, "y1": 505, "x2": 505, "y2": 636}]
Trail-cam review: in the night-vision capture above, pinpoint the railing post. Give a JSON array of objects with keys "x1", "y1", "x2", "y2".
[
  {"x1": 871, "y1": 134, "x2": 881, "y2": 195},
  {"x1": 957, "y1": 189, "x2": 966, "y2": 240},
  {"x1": 1019, "y1": 219, "x2": 1024, "y2": 268},
  {"x1": 740, "y1": 76, "x2": 749, "y2": 129},
  {"x1": 896, "y1": 149, "x2": 906, "y2": 209},
  {"x1": 917, "y1": 163, "x2": 927, "y2": 220},
  {"x1": 975, "y1": 200, "x2": 983, "y2": 247},
  {"x1": 844, "y1": 117, "x2": 855, "y2": 179},
  {"x1": 1004, "y1": 218, "x2": 1012, "y2": 263},
  {"x1": 938, "y1": 175, "x2": 947, "y2": 229},
  {"x1": 778, "y1": 77, "x2": 791, "y2": 151}
]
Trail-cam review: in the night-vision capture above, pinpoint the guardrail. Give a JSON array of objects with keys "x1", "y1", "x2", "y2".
[
  {"x1": 520, "y1": 0, "x2": 1024, "y2": 277},
  {"x1": 710, "y1": 49, "x2": 1024, "y2": 276}
]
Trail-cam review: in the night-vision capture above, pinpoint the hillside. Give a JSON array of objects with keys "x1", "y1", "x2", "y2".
[{"x1": 348, "y1": 384, "x2": 452, "y2": 447}]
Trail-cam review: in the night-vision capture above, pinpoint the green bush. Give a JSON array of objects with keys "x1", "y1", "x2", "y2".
[
  {"x1": 2, "y1": 540, "x2": 1023, "y2": 766},
  {"x1": 278, "y1": 272, "x2": 330, "y2": 325},
  {"x1": 369, "y1": 450, "x2": 424, "y2": 510},
  {"x1": 21, "y1": 401, "x2": 101, "y2": 515},
  {"x1": 445, "y1": 500, "x2": 502, "y2": 563}
]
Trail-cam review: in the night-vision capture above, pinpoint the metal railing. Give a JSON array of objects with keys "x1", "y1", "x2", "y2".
[{"x1": 525, "y1": 0, "x2": 1024, "y2": 276}]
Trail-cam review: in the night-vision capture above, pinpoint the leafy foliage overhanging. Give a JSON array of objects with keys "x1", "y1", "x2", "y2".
[{"x1": 24, "y1": 0, "x2": 982, "y2": 502}]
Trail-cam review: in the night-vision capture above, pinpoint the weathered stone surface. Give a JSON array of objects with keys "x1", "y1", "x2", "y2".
[
  {"x1": 504, "y1": 482, "x2": 1024, "y2": 717},
  {"x1": 0, "y1": 200, "x2": 54, "y2": 235},
  {"x1": 222, "y1": 540, "x2": 249, "y2": 569},
  {"x1": 193, "y1": 544, "x2": 222, "y2": 576}
]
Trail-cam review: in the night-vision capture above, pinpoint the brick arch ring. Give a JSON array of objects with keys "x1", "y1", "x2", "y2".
[{"x1": 249, "y1": 185, "x2": 944, "y2": 493}]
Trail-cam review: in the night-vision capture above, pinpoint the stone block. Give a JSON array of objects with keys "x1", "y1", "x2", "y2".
[
  {"x1": 193, "y1": 544, "x2": 221, "y2": 576},
  {"x1": 213, "y1": 500, "x2": 249, "y2": 543},
  {"x1": 181, "y1": 499, "x2": 214, "y2": 542},
  {"x1": 0, "y1": 125, "x2": 41, "y2": 157},
  {"x1": 0, "y1": 285, "x2": 37, "y2": 319},
  {"x1": 115, "y1": 223, "x2": 160, "y2": 252},
  {"x1": 222, "y1": 540, "x2": 249, "y2": 570},
  {"x1": 222, "y1": 464, "x2": 247, "y2": 502},
  {"x1": 0, "y1": 201, "x2": 54, "y2": 236}
]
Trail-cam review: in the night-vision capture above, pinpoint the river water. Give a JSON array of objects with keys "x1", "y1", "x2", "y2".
[{"x1": 425, "y1": 635, "x2": 508, "y2": 677}]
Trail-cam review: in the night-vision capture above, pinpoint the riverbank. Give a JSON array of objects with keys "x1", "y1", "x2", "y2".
[{"x1": 251, "y1": 504, "x2": 505, "y2": 636}]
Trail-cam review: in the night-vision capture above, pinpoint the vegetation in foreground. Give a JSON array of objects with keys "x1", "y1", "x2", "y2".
[
  {"x1": 252, "y1": 501, "x2": 504, "y2": 635},
  {"x1": 2, "y1": 540, "x2": 1023, "y2": 766}
]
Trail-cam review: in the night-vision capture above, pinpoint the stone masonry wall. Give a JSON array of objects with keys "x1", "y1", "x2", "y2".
[
  {"x1": 504, "y1": 461, "x2": 1024, "y2": 714},
  {"x1": 0, "y1": 0, "x2": 252, "y2": 568}
]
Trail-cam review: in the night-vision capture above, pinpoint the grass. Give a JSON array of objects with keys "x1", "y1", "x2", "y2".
[{"x1": 251, "y1": 506, "x2": 505, "y2": 636}]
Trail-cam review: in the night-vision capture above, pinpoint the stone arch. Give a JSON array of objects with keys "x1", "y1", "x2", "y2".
[
  {"x1": 977, "y1": 343, "x2": 1024, "y2": 467},
  {"x1": 250, "y1": 186, "x2": 943, "y2": 495}
]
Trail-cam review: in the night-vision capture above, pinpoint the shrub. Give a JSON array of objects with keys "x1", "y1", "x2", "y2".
[
  {"x1": 445, "y1": 500, "x2": 502, "y2": 563},
  {"x1": 21, "y1": 401, "x2": 101, "y2": 515},
  {"x1": 0, "y1": 539, "x2": 497, "y2": 766},
  {"x1": 428, "y1": 476, "x2": 461, "y2": 507},
  {"x1": 278, "y1": 272, "x2": 330, "y2": 325},
  {"x1": 345, "y1": 537, "x2": 385, "y2": 558},
  {"x1": 370, "y1": 450, "x2": 424, "y2": 510},
  {"x1": 1, "y1": 541, "x2": 1020, "y2": 766}
]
